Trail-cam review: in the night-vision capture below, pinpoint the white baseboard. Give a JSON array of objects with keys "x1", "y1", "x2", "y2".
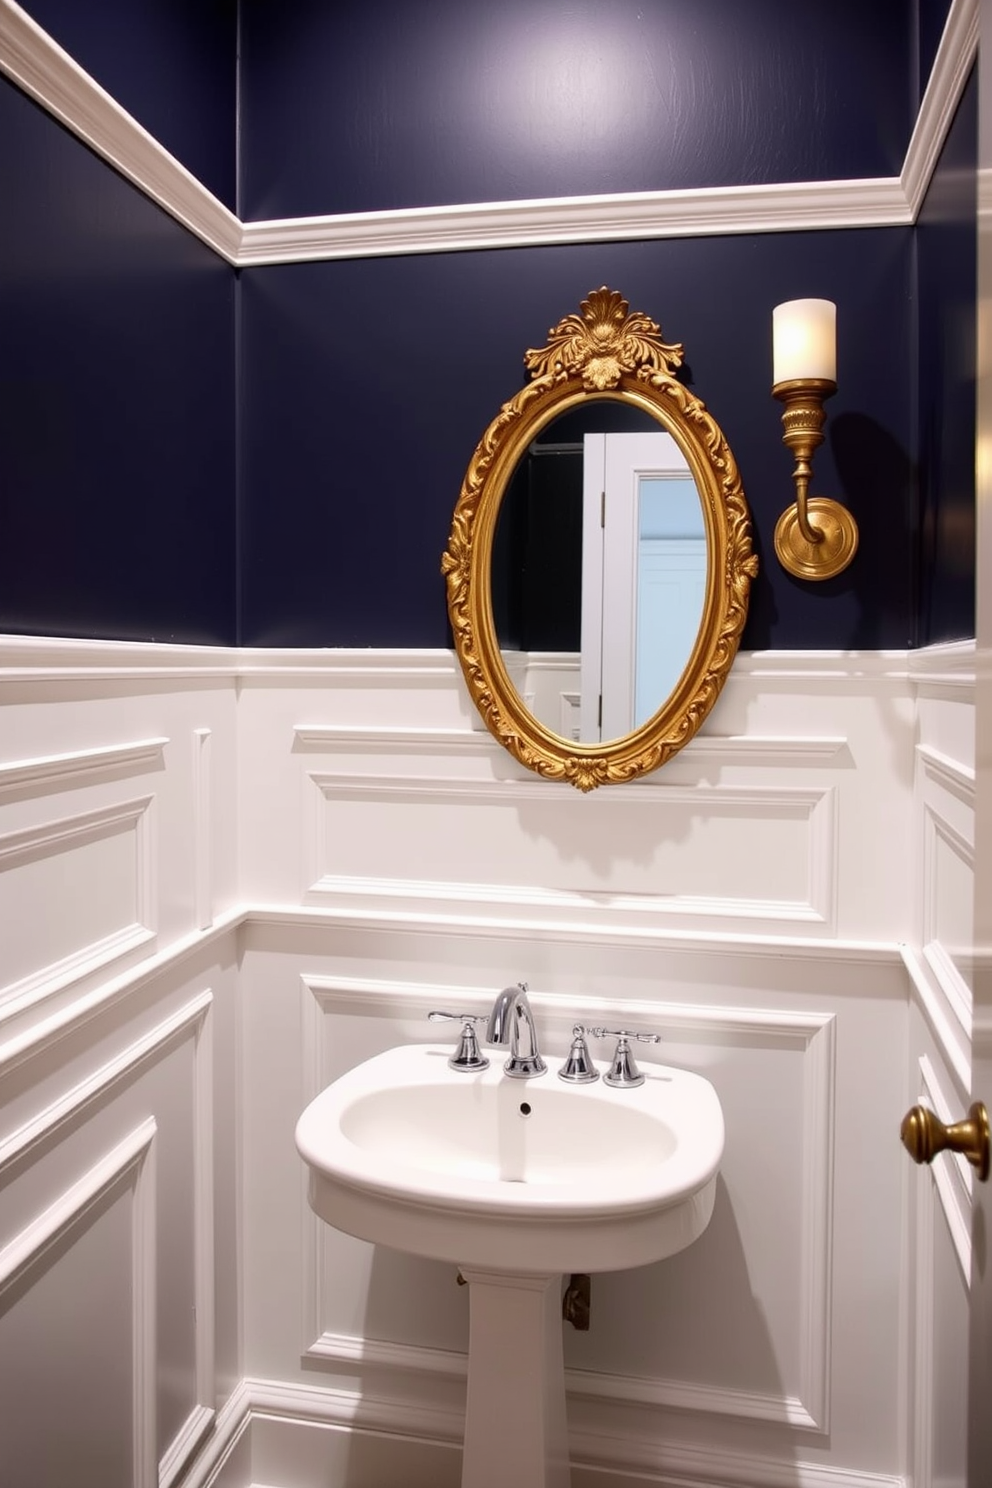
[{"x1": 178, "y1": 1376, "x2": 905, "y2": 1488}]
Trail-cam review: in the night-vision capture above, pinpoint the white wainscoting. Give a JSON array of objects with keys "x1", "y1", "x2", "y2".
[{"x1": 0, "y1": 636, "x2": 975, "y2": 1488}]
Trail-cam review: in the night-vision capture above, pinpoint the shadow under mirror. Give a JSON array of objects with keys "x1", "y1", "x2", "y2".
[{"x1": 492, "y1": 401, "x2": 707, "y2": 745}]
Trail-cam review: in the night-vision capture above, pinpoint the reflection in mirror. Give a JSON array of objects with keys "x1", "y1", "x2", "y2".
[{"x1": 492, "y1": 406, "x2": 705, "y2": 743}]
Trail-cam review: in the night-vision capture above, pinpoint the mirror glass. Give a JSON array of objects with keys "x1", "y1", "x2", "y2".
[{"x1": 491, "y1": 402, "x2": 707, "y2": 743}]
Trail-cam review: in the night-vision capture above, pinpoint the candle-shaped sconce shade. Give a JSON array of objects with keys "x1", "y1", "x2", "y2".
[
  {"x1": 772, "y1": 299, "x2": 836, "y2": 386},
  {"x1": 771, "y1": 297, "x2": 857, "y2": 580}
]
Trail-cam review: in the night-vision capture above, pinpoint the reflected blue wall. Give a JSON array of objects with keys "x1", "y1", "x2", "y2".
[{"x1": 0, "y1": 78, "x2": 236, "y2": 644}]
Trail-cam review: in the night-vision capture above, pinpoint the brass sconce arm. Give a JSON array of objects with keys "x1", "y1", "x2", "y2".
[{"x1": 772, "y1": 377, "x2": 858, "y2": 580}]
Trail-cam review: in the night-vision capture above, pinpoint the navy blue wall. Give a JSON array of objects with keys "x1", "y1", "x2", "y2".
[
  {"x1": 916, "y1": 66, "x2": 977, "y2": 645},
  {"x1": 239, "y1": 231, "x2": 914, "y2": 649},
  {"x1": 0, "y1": 77, "x2": 236, "y2": 644},
  {"x1": 239, "y1": 0, "x2": 917, "y2": 219},
  {"x1": 21, "y1": 0, "x2": 237, "y2": 210},
  {"x1": 0, "y1": 2, "x2": 975, "y2": 651}
]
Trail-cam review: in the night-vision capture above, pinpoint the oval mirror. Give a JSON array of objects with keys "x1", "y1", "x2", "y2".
[{"x1": 442, "y1": 289, "x2": 758, "y2": 790}]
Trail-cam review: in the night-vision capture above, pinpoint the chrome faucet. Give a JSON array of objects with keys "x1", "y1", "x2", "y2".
[{"x1": 486, "y1": 982, "x2": 547, "y2": 1078}]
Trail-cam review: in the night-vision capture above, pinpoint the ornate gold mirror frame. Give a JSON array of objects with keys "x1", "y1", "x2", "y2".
[{"x1": 442, "y1": 288, "x2": 758, "y2": 790}]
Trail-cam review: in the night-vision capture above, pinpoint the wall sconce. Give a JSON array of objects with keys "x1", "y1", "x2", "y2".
[{"x1": 772, "y1": 299, "x2": 858, "y2": 580}]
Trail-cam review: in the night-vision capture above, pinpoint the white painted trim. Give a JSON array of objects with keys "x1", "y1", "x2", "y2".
[
  {"x1": 167, "y1": 1379, "x2": 253, "y2": 1488},
  {"x1": 0, "y1": 990, "x2": 218, "y2": 1482},
  {"x1": 0, "y1": 736, "x2": 168, "y2": 794},
  {"x1": 902, "y1": 944, "x2": 971, "y2": 1091},
  {"x1": 918, "y1": 1054, "x2": 973, "y2": 1284},
  {"x1": 295, "y1": 721, "x2": 849, "y2": 767},
  {"x1": 193, "y1": 728, "x2": 214, "y2": 931},
  {"x1": 302, "y1": 975, "x2": 834, "y2": 1434},
  {"x1": 0, "y1": 904, "x2": 893, "y2": 1076},
  {"x1": 0, "y1": 795, "x2": 156, "y2": 1024},
  {"x1": 901, "y1": 0, "x2": 979, "y2": 219},
  {"x1": 922, "y1": 939, "x2": 972, "y2": 1038},
  {"x1": 911, "y1": 1116, "x2": 935, "y2": 1488},
  {"x1": 0, "y1": 909, "x2": 238, "y2": 1073},
  {"x1": 191, "y1": 992, "x2": 217, "y2": 1462},
  {"x1": 159, "y1": 1405, "x2": 215, "y2": 1488},
  {"x1": 0, "y1": 0, "x2": 977, "y2": 268},
  {"x1": 918, "y1": 744, "x2": 976, "y2": 804},
  {"x1": 306, "y1": 772, "x2": 836, "y2": 926},
  {"x1": 0, "y1": 1119, "x2": 159, "y2": 1488},
  {"x1": 237, "y1": 177, "x2": 911, "y2": 265},
  {"x1": 0, "y1": 988, "x2": 212, "y2": 1174},
  {"x1": 0, "y1": 635, "x2": 915, "y2": 683},
  {"x1": 195, "y1": 1377, "x2": 905, "y2": 1488},
  {"x1": 0, "y1": 0, "x2": 240, "y2": 262}
]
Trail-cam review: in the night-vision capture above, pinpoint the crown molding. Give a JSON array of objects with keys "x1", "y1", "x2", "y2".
[
  {"x1": 237, "y1": 176, "x2": 911, "y2": 265},
  {"x1": 0, "y1": 0, "x2": 978, "y2": 265},
  {"x1": 901, "y1": 0, "x2": 978, "y2": 218},
  {"x1": 0, "y1": 0, "x2": 241, "y2": 262}
]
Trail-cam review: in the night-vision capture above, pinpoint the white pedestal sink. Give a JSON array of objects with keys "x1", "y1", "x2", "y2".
[{"x1": 296, "y1": 1043, "x2": 724, "y2": 1488}]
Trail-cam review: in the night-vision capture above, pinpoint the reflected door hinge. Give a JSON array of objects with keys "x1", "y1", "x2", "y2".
[
  {"x1": 598, "y1": 694, "x2": 603, "y2": 728},
  {"x1": 600, "y1": 490, "x2": 606, "y2": 527}
]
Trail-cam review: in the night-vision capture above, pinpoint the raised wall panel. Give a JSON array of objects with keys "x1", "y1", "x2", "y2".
[
  {"x1": 304, "y1": 768, "x2": 838, "y2": 935},
  {"x1": 0, "y1": 991, "x2": 217, "y2": 1488},
  {"x1": 0, "y1": 1120, "x2": 158, "y2": 1488},
  {"x1": 0, "y1": 796, "x2": 155, "y2": 1021}
]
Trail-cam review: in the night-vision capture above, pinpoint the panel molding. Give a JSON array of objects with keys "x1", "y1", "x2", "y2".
[
  {"x1": 0, "y1": 795, "x2": 156, "y2": 1025},
  {"x1": 0, "y1": 1118, "x2": 159, "y2": 1488},
  {"x1": 0, "y1": 0, "x2": 977, "y2": 266},
  {"x1": 294, "y1": 721, "x2": 850, "y2": 769},
  {"x1": 917, "y1": 1054, "x2": 972, "y2": 1283},
  {"x1": 193, "y1": 728, "x2": 213, "y2": 932},
  {"x1": 301, "y1": 975, "x2": 835, "y2": 1434},
  {"x1": 0, "y1": 991, "x2": 217, "y2": 1484},
  {"x1": 0, "y1": 736, "x2": 168, "y2": 796},
  {"x1": 908, "y1": 1055, "x2": 972, "y2": 1488},
  {"x1": 305, "y1": 771, "x2": 838, "y2": 933}
]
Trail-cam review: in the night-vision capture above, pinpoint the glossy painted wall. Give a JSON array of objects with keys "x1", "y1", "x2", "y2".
[
  {"x1": 238, "y1": 230, "x2": 914, "y2": 650},
  {"x1": 19, "y1": 0, "x2": 237, "y2": 209},
  {"x1": 916, "y1": 66, "x2": 978, "y2": 644},
  {"x1": 238, "y1": 0, "x2": 918, "y2": 218},
  {"x1": 0, "y1": 77, "x2": 236, "y2": 645},
  {"x1": 0, "y1": 1, "x2": 975, "y2": 649}
]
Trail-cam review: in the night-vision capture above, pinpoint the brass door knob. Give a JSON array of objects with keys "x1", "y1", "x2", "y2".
[{"x1": 900, "y1": 1101, "x2": 990, "y2": 1181}]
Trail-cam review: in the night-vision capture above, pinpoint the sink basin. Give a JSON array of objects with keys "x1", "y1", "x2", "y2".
[{"x1": 295, "y1": 1042, "x2": 724, "y2": 1274}]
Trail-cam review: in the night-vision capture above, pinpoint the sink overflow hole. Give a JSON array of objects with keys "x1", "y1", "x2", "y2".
[{"x1": 519, "y1": 1102, "x2": 532, "y2": 1116}]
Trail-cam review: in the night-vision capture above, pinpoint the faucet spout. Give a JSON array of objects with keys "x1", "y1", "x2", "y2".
[{"x1": 486, "y1": 982, "x2": 547, "y2": 1079}]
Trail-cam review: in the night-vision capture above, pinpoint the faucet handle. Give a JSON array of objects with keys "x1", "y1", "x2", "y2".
[
  {"x1": 558, "y1": 1025, "x2": 599, "y2": 1084},
  {"x1": 587, "y1": 1028, "x2": 660, "y2": 1088},
  {"x1": 427, "y1": 1010, "x2": 490, "y2": 1072}
]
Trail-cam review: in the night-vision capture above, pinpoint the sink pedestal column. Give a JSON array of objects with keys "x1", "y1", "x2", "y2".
[{"x1": 458, "y1": 1268, "x2": 570, "y2": 1488}]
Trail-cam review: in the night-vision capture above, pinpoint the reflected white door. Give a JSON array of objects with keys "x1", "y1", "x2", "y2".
[{"x1": 581, "y1": 431, "x2": 704, "y2": 741}]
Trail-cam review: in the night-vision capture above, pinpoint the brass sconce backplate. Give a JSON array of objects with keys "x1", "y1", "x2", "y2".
[{"x1": 773, "y1": 379, "x2": 858, "y2": 581}]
